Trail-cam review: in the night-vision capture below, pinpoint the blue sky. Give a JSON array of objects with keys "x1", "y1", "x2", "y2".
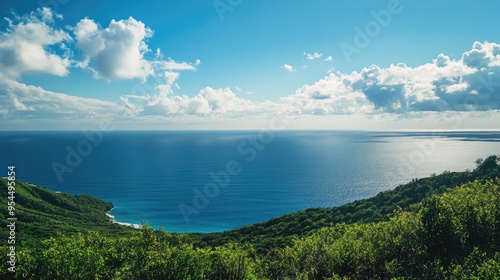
[{"x1": 1, "y1": 0, "x2": 500, "y2": 130}]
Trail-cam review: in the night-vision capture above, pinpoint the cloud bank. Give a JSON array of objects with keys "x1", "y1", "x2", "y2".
[
  {"x1": 282, "y1": 41, "x2": 500, "y2": 117},
  {"x1": 0, "y1": 75, "x2": 122, "y2": 119},
  {"x1": 1, "y1": 8, "x2": 499, "y2": 128},
  {"x1": 118, "y1": 41, "x2": 500, "y2": 123}
]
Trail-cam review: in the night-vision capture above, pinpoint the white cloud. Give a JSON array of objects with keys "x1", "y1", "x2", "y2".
[
  {"x1": 154, "y1": 58, "x2": 200, "y2": 71},
  {"x1": 39, "y1": 7, "x2": 62, "y2": 22},
  {"x1": 304, "y1": 52, "x2": 323, "y2": 60},
  {"x1": 433, "y1": 53, "x2": 450, "y2": 67},
  {"x1": 74, "y1": 17, "x2": 154, "y2": 81},
  {"x1": 461, "y1": 41, "x2": 500, "y2": 69},
  {"x1": 282, "y1": 41, "x2": 500, "y2": 115},
  {"x1": 155, "y1": 48, "x2": 163, "y2": 60},
  {"x1": 282, "y1": 73, "x2": 374, "y2": 115},
  {"x1": 73, "y1": 18, "x2": 102, "y2": 58},
  {"x1": 445, "y1": 82, "x2": 469, "y2": 93},
  {"x1": 0, "y1": 9, "x2": 201, "y2": 83},
  {"x1": 281, "y1": 63, "x2": 295, "y2": 72},
  {"x1": 63, "y1": 15, "x2": 207, "y2": 109},
  {"x1": 138, "y1": 87, "x2": 280, "y2": 117},
  {"x1": 0, "y1": 8, "x2": 71, "y2": 78},
  {"x1": 156, "y1": 71, "x2": 180, "y2": 95},
  {"x1": 0, "y1": 74, "x2": 122, "y2": 119},
  {"x1": 73, "y1": 17, "x2": 200, "y2": 82},
  {"x1": 324, "y1": 55, "x2": 333, "y2": 62}
]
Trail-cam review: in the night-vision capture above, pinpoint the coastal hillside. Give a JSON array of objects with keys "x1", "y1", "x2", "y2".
[
  {"x1": 1, "y1": 155, "x2": 499, "y2": 279},
  {"x1": 0, "y1": 179, "x2": 134, "y2": 246}
]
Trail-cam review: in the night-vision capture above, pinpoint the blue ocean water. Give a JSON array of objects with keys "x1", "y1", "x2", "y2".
[{"x1": 0, "y1": 130, "x2": 499, "y2": 232}]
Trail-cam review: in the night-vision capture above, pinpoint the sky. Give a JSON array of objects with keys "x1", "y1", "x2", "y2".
[{"x1": 0, "y1": 0, "x2": 500, "y2": 130}]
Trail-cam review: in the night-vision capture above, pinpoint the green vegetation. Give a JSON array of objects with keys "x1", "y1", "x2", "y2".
[
  {"x1": 0, "y1": 180, "x2": 135, "y2": 246},
  {"x1": 1, "y1": 155, "x2": 500, "y2": 279}
]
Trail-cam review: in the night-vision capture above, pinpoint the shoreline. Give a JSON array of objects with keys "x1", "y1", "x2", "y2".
[{"x1": 106, "y1": 208, "x2": 142, "y2": 229}]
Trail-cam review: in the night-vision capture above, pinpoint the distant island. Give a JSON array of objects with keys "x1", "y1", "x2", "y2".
[{"x1": 1, "y1": 155, "x2": 500, "y2": 279}]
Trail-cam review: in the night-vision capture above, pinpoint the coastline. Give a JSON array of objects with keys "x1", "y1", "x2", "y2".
[{"x1": 106, "y1": 208, "x2": 142, "y2": 229}]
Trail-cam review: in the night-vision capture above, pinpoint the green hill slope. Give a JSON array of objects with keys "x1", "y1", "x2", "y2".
[{"x1": 0, "y1": 179, "x2": 134, "y2": 246}]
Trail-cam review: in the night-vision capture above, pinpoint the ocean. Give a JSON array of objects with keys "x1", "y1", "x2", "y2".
[{"x1": 1, "y1": 130, "x2": 499, "y2": 232}]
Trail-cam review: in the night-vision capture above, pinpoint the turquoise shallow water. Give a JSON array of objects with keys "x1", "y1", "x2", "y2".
[{"x1": 1, "y1": 130, "x2": 499, "y2": 232}]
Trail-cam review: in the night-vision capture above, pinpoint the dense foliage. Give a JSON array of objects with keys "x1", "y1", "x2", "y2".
[
  {"x1": 0, "y1": 179, "x2": 134, "y2": 246},
  {"x1": 1, "y1": 155, "x2": 499, "y2": 279}
]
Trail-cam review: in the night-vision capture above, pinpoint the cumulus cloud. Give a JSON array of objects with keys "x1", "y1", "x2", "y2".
[
  {"x1": 461, "y1": 41, "x2": 500, "y2": 69},
  {"x1": 324, "y1": 56, "x2": 333, "y2": 62},
  {"x1": 0, "y1": 8, "x2": 71, "y2": 78},
  {"x1": 281, "y1": 63, "x2": 295, "y2": 72},
  {"x1": 304, "y1": 52, "x2": 323, "y2": 60},
  {"x1": 445, "y1": 82, "x2": 469, "y2": 93},
  {"x1": 283, "y1": 41, "x2": 500, "y2": 115},
  {"x1": 73, "y1": 17, "x2": 200, "y2": 81},
  {"x1": 0, "y1": 8, "x2": 199, "y2": 83},
  {"x1": 156, "y1": 71, "x2": 180, "y2": 95},
  {"x1": 73, "y1": 17, "x2": 154, "y2": 80},
  {"x1": 132, "y1": 87, "x2": 282, "y2": 118},
  {"x1": 282, "y1": 73, "x2": 374, "y2": 115},
  {"x1": 433, "y1": 53, "x2": 450, "y2": 67}
]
